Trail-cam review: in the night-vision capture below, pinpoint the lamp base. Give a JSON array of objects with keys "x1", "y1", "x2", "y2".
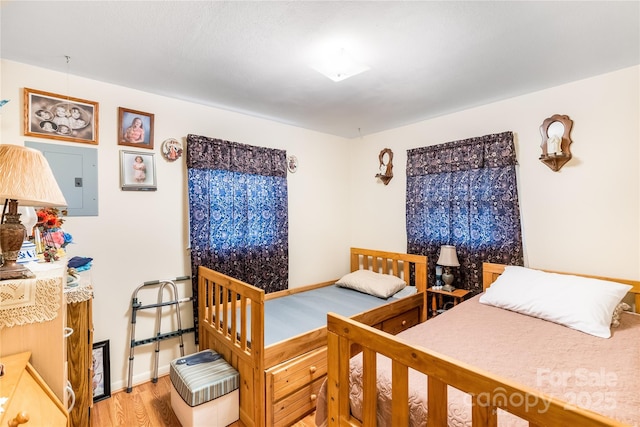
[
  {"x1": 0, "y1": 202, "x2": 36, "y2": 280},
  {"x1": 0, "y1": 261, "x2": 35, "y2": 280},
  {"x1": 442, "y1": 272, "x2": 455, "y2": 292}
]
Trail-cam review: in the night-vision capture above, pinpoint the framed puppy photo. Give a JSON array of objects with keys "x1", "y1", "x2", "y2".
[
  {"x1": 120, "y1": 150, "x2": 157, "y2": 191},
  {"x1": 118, "y1": 107, "x2": 154, "y2": 149},
  {"x1": 24, "y1": 87, "x2": 99, "y2": 144}
]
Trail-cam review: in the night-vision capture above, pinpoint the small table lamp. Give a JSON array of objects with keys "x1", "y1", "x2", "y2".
[
  {"x1": 0, "y1": 145, "x2": 67, "y2": 280},
  {"x1": 437, "y1": 245, "x2": 460, "y2": 292}
]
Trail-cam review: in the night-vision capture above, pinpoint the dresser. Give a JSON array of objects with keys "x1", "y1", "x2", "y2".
[
  {"x1": 0, "y1": 261, "x2": 93, "y2": 427},
  {"x1": 0, "y1": 352, "x2": 68, "y2": 427},
  {"x1": 65, "y1": 273, "x2": 94, "y2": 427}
]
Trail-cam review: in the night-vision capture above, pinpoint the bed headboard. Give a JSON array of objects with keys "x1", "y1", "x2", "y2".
[
  {"x1": 350, "y1": 247, "x2": 428, "y2": 292},
  {"x1": 482, "y1": 262, "x2": 640, "y2": 314}
]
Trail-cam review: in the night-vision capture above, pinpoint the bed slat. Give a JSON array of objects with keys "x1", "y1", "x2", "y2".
[
  {"x1": 471, "y1": 396, "x2": 497, "y2": 427},
  {"x1": 391, "y1": 361, "x2": 409, "y2": 425},
  {"x1": 362, "y1": 349, "x2": 377, "y2": 427},
  {"x1": 427, "y1": 376, "x2": 447, "y2": 425}
]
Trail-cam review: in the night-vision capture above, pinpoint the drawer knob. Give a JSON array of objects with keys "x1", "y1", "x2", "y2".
[
  {"x1": 8, "y1": 411, "x2": 29, "y2": 427},
  {"x1": 310, "y1": 394, "x2": 317, "y2": 401},
  {"x1": 309, "y1": 366, "x2": 317, "y2": 373},
  {"x1": 402, "y1": 320, "x2": 407, "y2": 326}
]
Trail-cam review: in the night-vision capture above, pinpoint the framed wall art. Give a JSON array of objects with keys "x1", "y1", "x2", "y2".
[
  {"x1": 118, "y1": 107, "x2": 154, "y2": 149},
  {"x1": 161, "y1": 138, "x2": 183, "y2": 162},
  {"x1": 92, "y1": 340, "x2": 111, "y2": 403},
  {"x1": 24, "y1": 87, "x2": 99, "y2": 144},
  {"x1": 120, "y1": 150, "x2": 157, "y2": 191}
]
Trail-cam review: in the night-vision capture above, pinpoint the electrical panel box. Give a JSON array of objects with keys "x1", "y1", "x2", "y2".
[{"x1": 25, "y1": 141, "x2": 98, "y2": 216}]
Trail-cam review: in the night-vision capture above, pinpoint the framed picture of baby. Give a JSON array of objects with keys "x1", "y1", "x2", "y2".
[
  {"x1": 118, "y1": 107, "x2": 154, "y2": 149},
  {"x1": 120, "y1": 150, "x2": 157, "y2": 191},
  {"x1": 23, "y1": 87, "x2": 99, "y2": 144}
]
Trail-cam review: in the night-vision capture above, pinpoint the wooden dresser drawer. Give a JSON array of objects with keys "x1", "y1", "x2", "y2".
[
  {"x1": 381, "y1": 306, "x2": 420, "y2": 335},
  {"x1": 267, "y1": 346, "x2": 327, "y2": 402},
  {"x1": 0, "y1": 352, "x2": 68, "y2": 427},
  {"x1": 272, "y1": 376, "x2": 324, "y2": 426}
]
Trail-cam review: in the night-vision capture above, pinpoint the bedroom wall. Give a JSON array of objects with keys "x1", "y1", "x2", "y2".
[
  {"x1": 347, "y1": 65, "x2": 639, "y2": 282},
  {"x1": 1, "y1": 59, "x2": 638, "y2": 393},
  {"x1": 0, "y1": 59, "x2": 352, "y2": 391}
]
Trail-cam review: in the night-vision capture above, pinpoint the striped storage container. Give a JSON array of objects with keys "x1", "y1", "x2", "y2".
[{"x1": 169, "y1": 349, "x2": 239, "y2": 407}]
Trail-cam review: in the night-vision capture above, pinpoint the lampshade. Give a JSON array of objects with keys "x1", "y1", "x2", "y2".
[
  {"x1": 0, "y1": 145, "x2": 67, "y2": 207},
  {"x1": 437, "y1": 245, "x2": 460, "y2": 267},
  {"x1": 0, "y1": 144, "x2": 67, "y2": 280}
]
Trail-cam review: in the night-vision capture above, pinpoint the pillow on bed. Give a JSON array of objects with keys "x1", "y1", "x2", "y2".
[
  {"x1": 335, "y1": 269, "x2": 406, "y2": 299},
  {"x1": 479, "y1": 266, "x2": 632, "y2": 338}
]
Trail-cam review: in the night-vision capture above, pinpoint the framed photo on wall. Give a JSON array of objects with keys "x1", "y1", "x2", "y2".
[
  {"x1": 23, "y1": 87, "x2": 99, "y2": 145},
  {"x1": 118, "y1": 107, "x2": 154, "y2": 149},
  {"x1": 92, "y1": 340, "x2": 111, "y2": 403},
  {"x1": 120, "y1": 150, "x2": 157, "y2": 191}
]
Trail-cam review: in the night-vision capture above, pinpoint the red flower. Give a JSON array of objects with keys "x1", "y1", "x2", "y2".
[{"x1": 36, "y1": 208, "x2": 65, "y2": 230}]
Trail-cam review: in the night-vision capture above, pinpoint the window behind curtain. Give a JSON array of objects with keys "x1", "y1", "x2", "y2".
[
  {"x1": 406, "y1": 131, "x2": 523, "y2": 293},
  {"x1": 186, "y1": 134, "x2": 288, "y2": 338}
]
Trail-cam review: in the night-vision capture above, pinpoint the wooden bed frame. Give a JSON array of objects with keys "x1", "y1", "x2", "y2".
[
  {"x1": 326, "y1": 262, "x2": 640, "y2": 427},
  {"x1": 197, "y1": 247, "x2": 428, "y2": 427}
]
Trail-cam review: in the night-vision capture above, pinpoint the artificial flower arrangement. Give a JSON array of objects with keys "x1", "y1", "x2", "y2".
[{"x1": 36, "y1": 207, "x2": 73, "y2": 262}]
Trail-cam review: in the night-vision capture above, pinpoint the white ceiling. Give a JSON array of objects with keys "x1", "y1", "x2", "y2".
[{"x1": 1, "y1": 1, "x2": 638, "y2": 138}]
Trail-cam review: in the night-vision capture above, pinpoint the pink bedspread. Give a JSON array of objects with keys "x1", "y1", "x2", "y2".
[{"x1": 316, "y1": 295, "x2": 640, "y2": 426}]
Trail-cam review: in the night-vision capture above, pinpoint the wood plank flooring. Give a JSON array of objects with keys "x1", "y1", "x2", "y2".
[{"x1": 90, "y1": 375, "x2": 317, "y2": 427}]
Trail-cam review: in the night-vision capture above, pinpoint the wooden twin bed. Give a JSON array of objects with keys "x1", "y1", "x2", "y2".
[
  {"x1": 197, "y1": 247, "x2": 428, "y2": 427},
  {"x1": 323, "y1": 262, "x2": 640, "y2": 426}
]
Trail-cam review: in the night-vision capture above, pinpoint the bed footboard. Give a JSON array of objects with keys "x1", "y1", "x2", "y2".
[
  {"x1": 326, "y1": 313, "x2": 628, "y2": 427},
  {"x1": 198, "y1": 266, "x2": 264, "y2": 427}
]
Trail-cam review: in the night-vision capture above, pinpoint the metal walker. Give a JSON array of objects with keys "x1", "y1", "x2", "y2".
[{"x1": 126, "y1": 276, "x2": 194, "y2": 393}]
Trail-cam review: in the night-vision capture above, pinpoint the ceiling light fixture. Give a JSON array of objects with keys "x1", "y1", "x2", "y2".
[{"x1": 310, "y1": 48, "x2": 370, "y2": 82}]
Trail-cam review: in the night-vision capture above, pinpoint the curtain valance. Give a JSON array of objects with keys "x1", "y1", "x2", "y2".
[
  {"x1": 186, "y1": 134, "x2": 287, "y2": 177},
  {"x1": 406, "y1": 131, "x2": 515, "y2": 176}
]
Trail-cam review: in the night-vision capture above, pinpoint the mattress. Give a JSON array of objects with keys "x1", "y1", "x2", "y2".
[
  {"x1": 317, "y1": 295, "x2": 640, "y2": 426},
  {"x1": 236, "y1": 284, "x2": 416, "y2": 347}
]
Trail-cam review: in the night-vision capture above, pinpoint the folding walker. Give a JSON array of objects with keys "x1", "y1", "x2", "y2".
[{"x1": 126, "y1": 276, "x2": 194, "y2": 393}]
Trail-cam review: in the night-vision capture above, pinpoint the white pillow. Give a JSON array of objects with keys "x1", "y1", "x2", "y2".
[
  {"x1": 479, "y1": 266, "x2": 632, "y2": 338},
  {"x1": 335, "y1": 269, "x2": 406, "y2": 299}
]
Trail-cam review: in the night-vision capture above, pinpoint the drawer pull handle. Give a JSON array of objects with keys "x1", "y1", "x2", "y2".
[
  {"x1": 309, "y1": 366, "x2": 317, "y2": 373},
  {"x1": 7, "y1": 411, "x2": 29, "y2": 427},
  {"x1": 310, "y1": 394, "x2": 317, "y2": 401},
  {"x1": 66, "y1": 381, "x2": 76, "y2": 412},
  {"x1": 402, "y1": 320, "x2": 407, "y2": 326}
]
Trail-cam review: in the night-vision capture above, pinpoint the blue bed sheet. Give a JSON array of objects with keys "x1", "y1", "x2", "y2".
[{"x1": 254, "y1": 284, "x2": 416, "y2": 346}]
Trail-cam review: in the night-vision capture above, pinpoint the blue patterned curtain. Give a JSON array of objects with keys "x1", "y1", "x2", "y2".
[
  {"x1": 187, "y1": 134, "x2": 289, "y2": 336},
  {"x1": 406, "y1": 131, "x2": 523, "y2": 294}
]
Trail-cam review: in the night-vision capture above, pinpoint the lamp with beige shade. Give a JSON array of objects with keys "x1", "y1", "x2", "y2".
[
  {"x1": 0, "y1": 144, "x2": 67, "y2": 280},
  {"x1": 437, "y1": 244, "x2": 460, "y2": 292}
]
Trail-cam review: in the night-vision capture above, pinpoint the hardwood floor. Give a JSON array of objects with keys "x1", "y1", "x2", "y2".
[{"x1": 90, "y1": 375, "x2": 317, "y2": 427}]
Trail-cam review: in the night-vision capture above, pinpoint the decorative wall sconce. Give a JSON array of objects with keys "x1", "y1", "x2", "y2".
[
  {"x1": 375, "y1": 148, "x2": 393, "y2": 185},
  {"x1": 539, "y1": 114, "x2": 573, "y2": 171},
  {"x1": 287, "y1": 155, "x2": 298, "y2": 173}
]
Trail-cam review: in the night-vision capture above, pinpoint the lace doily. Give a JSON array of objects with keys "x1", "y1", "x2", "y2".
[
  {"x1": 0, "y1": 275, "x2": 62, "y2": 328},
  {"x1": 65, "y1": 284, "x2": 93, "y2": 304}
]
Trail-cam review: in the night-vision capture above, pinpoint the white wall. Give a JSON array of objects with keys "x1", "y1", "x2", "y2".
[
  {"x1": 348, "y1": 66, "x2": 639, "y2": 280},
  {"x1": 1, "y1": 60, "x2": 352, "y2": 391},
  {"x1": 2, "y1": 60, "x2": 638, "y2": 393}
]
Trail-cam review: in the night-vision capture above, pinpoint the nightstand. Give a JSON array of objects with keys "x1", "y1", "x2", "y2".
[{"x1": 427, "y1": 287, "x2": 470, "y2": 318}]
